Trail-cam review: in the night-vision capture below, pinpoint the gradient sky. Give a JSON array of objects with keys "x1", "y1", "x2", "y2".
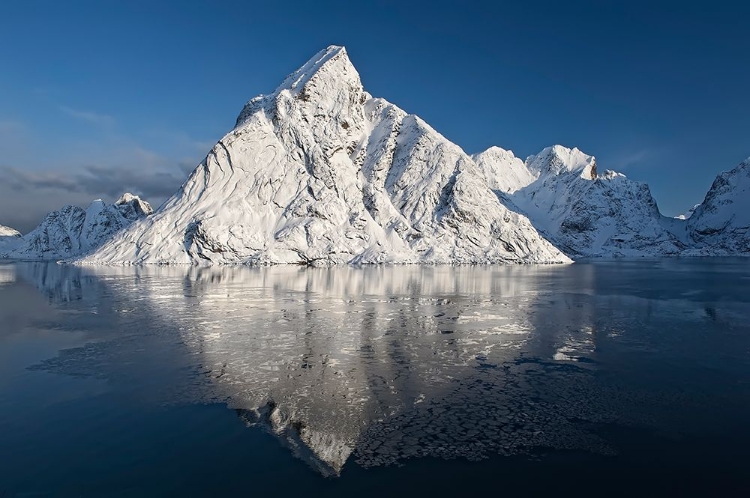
[{"x1": 1, "y1": 0, "x2": 748, "y2": 232}]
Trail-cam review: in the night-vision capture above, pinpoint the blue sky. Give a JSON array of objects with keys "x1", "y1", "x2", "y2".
[{"x1": 1, "y1": 0, "x2": 748, "y2": 231}]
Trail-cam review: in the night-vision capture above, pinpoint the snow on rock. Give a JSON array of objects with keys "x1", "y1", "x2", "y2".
[
  {"x1": 687, "y1": 158, "x2": 750, "y2": 254},
  {"x1": 526, "y1": 145, "x2": 598, "y2": 180},
  {"x1": 78, "y1": 46, "x2": 569, "y2": 266},
  {"x1": 0, "y1": 224, "x2": 21, "y2": 238},
  {"x1": 472, "y1": 146, "x2": 536, "y2": 194},
  {"x1": 0, "y1": 224, "x2": 23, "y2": 256},
  {"x1": 115, "y1": 193, "x2": 154, "y2": 220},
  {"x1": 476, "y1": 145, "x2": 686, "y2": 257},
  {"x1": 5, "y1": 194, "x2": 152, "y2": 260}
]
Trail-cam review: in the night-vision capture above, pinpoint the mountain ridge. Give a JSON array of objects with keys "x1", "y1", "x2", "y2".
[
  {"x1": 1, "y1": 46, "x2": 747, "y2": 264},
  {"x1": 1, "y1": 194, "x2": 152, "y2": 260}
]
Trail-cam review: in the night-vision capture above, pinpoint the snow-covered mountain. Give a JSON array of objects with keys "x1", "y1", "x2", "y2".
[
  {"x1": 78, "y1": 46, "x2": 569, "y2": 266},
  {"x1": 3, "y1": 194, "x2": 152, "y2": 260},
  {"x1": 474, "y1": 145, "x2": 685, "y2": 257},
  {"x1": 686, "y1": 158, "x2": 750, "y2": 254},
  {"x1": 0, "y1": 224, "x2": 22, "y2": 255},
  {"x1": 0, "y1": 224, "x2": 21, "y2": 238}
]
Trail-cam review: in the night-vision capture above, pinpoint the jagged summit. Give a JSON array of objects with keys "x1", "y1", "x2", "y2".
[
  {"x1": 526, "y1": 145, "x2": 597, "y2": 180},
  {"x1": 476, "y1": 144, "x2": 684, "y2": 257},
  {"x1": 115, "y1": 193, "x2": 153, "y2": 219},
  {"x1": 0, "y1": 224, "x2": 21, "y2": 238},
  {"x1": 235, "y1": 45, "x2": 362, "y2": 129},
  {"x1": 78, "y1": 46, "x2": 569, "y2": 266},
  {"x1": 275, "y1": 45, "x2": 352, "y2": 95}
]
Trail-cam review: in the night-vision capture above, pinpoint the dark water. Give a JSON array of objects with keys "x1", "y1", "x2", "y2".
[{"x1": 1, "y1": 260, "x2": 749, "y2": 496}]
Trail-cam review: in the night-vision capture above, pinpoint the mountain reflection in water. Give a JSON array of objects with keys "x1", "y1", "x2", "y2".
[{"x1": 15, "y1": 261, "x2": 750, "y2": 477}]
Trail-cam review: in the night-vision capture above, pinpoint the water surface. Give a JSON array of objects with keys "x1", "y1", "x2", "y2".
[{"x1": 1, "y1": 260, "x2": 749, "y2": 495}]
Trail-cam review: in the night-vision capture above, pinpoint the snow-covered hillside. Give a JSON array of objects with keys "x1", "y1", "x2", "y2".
[
  {"x1": 475, "y1": 145, "x2": 685, "y2": 257},
  {"x1": 79, "y1": 46, "x2": 569, "y2": 266},
  {"x1": 687, "y1": 158, "x2": 750, "y2": 254},
  {"x1": 4, "y1": 194, "x2": 152, "y2": 260}
]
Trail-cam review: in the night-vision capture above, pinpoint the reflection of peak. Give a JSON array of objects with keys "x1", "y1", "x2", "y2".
[
  {"x1": 0, "y1": 264, "x2": 15, "y2": 284},
  {"x1": 21, "y1": 263, "x2": 669, "y2": 474},
  {"x1": 236, "y1": 401, "x2": 353, "y2": 477}
]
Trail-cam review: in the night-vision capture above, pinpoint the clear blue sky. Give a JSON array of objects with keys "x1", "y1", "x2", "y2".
[{"x1": 1, "y1": 0, "x2": 748, "y2": 231}]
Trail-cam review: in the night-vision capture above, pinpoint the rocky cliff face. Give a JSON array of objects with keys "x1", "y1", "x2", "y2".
[
  {"x1": 78, "y1": 46, "x2": 569, "y2": 266},
  {"x1": 686, "y1": 159, "x2": 750, "y2": 255}
]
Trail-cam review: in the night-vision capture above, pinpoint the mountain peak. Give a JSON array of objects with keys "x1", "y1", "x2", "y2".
[
  {"x1": 78, "y1": 45, "x2": 570, "y2": 266},
  {"x1": 0, "y1": 224, "x2": 21, "y2": 238},
  {"x1": 526, "y1": 145, "x2": 597, "y2": 179},
  {"x1": 116, "y1": 193, "x2": 154, "y2": 219},
  {"x1": 235, "y1": 45, "x2": 362, "y2": 129},
  {"x1": 275, "y1": 45, "x2": 351, "y2": 94},
  {"x1": 476, "y1": 146, "x2": 518, "y2": 161},
  {"x1": 472, "y1": 146, "x2": 535, "y2": 194}
]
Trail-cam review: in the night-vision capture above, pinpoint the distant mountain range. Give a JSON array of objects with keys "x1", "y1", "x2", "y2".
[
  {"x1": 1, "y1": 46, "x2": 747, "y2": 264},
  {"x1": 0, "y1": 194, "x2": 151, "y2": 260}
]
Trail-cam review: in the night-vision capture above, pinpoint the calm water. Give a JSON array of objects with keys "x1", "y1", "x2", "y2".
[{"x1": 1, "y1": 260, "x2": 749, "y2": 496}]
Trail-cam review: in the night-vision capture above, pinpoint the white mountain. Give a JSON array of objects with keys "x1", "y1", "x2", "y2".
[
  {"x1": 0, "y1": 224, "x2": 21, "y2": 237},
  {"x1": 686, "y1": 158, "x2": 750, "y2": 254},
  {"x1": 78, "y1": 46, "x2": 569, "y2": 266},
  {"x1": 474, "y1": 145, "x2": 685, "y2": 257},
  {"x1": 4, "y1": 194, "x2": 152, "y2": 260}
]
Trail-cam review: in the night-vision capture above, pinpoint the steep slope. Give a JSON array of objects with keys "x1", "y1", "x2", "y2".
[
  {"x1": 6, "y1": 194, "x2": 152, "y2": 260},
  {"x1": 80, "y1": 46, "x2": 569, "y2": 266},
  {"x1": 687, "y1": 158, "x2": 750, "y2": 254},
  {"x1": 476, "y1": 145, "x2": 685, "y2": 257}
]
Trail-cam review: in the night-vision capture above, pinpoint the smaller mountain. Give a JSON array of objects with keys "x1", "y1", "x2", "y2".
[
  {"x1": 4, "y1": 194, "x2": 152, "y2": 260},
  {"x1": 0, "y1": 224, "x2": 23, "y2": 255},
  {"x1": 472, "y1": 146, "x2": 536, "y2": 194},
  {"x1": 687, "y1": 158, "x2": 750, "y2": 254},
  {"x1": 0, "y1": 224, "x2": 21, "y2": 238},
  {"x1": 476, "y1": 145, "x2": 685, "y2": 257},
  {"x1": 675, "y1": 204, "x2": 700, "y2": 220}
]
